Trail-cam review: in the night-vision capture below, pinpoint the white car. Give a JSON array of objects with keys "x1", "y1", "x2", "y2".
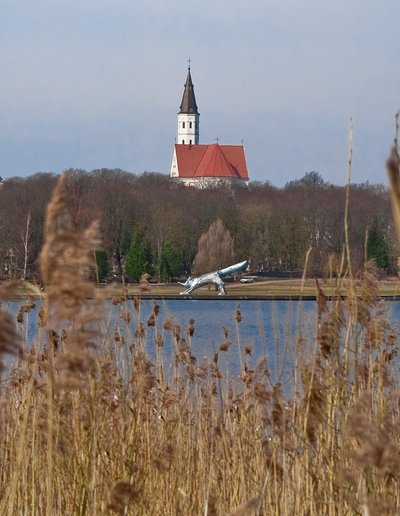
[{"x1": 240, "y1": 276, "x2": 254, "y2": 283}]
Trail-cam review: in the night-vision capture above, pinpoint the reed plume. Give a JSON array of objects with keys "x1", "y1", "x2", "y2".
[
  {"x1": 387, "y1": 144, "x2": 400, "y2": 242},
  {"x1": 0, "y1": 311, "x2": 21, "y2": 375},
  {"x1": 0, "y1": 282, "x2": 21, "y2": 375},
  {"x1": 38, "y1": 172, "x2": 103, "y2": 388},
  {"x1": 39, "y1": 172, "x2": 100, "y2": 325}
]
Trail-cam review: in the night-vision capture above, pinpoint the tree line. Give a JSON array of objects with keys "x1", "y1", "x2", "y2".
[{"x1": 0, "y1": 169, "x2": 396, "y2": 282}]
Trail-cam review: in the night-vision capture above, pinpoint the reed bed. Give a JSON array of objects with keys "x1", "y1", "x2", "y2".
[{"x1": 1, "y1": 171, "x2": 400, "y2": 515}]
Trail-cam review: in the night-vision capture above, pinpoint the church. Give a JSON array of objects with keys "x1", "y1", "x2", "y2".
[{"x1": 169, "y1": 66, "x2": 249, "y2": 187}]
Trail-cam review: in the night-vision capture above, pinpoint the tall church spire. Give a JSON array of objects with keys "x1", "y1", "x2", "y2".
[
  {"x1": 177, "y1": 64, "x2": 200, "y2": 145},
  {"x1": 179, "y1": 67, "x2": 199, "y2": 114}
]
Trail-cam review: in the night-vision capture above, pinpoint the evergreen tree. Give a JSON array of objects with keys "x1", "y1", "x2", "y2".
[
  {"x1": 160, "y1": 242, "x2": 183, "y2": 281},
  {"x1": 125, "y1": 231, "x2": 153, "y2": 282},
  {"x1": 95, "y1": 250, "x2": 109, "y2": 282},
  {"x1": 367, "y1": 223, "x2": 389, "y2": 269}
]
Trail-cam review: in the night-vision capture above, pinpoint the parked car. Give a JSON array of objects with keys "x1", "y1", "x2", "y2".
[{"x1": 240, "y1": 276, "x2": 254, "y2": 283}]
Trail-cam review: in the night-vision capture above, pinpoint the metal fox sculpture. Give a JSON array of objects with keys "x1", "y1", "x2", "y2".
[{"x1": 179, "y1": 260, "x2": 248, "y2": 296}]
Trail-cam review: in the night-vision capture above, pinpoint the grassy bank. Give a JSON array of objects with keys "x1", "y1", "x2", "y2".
[
  {"x1": 131, "y1": 276, "x2": 400, "y2": 299},
  {"x1": 1, "y1": 173, "x2": 400, "y2": 515},
  {"x1": 8, "y1": 276, "x2": 400, "y2": 300}
]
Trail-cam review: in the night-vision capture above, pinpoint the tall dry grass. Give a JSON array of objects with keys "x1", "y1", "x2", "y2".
[{"x1": 0, "y1": 163, "x2": 400, "y2": 515}]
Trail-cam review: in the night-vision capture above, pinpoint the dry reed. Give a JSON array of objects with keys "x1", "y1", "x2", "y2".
[{"x1": 0, "y1": 155, "x2": 400, "y2": 515}]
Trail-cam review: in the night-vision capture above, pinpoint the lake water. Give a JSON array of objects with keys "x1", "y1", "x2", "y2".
[{"x1": 2, "y1": 298, "x2": 400, "y2": 388}]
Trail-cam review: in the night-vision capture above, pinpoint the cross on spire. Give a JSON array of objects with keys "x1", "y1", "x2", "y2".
[{"x1": 187, "y1": 57, "x2": 191, "y2": 70}]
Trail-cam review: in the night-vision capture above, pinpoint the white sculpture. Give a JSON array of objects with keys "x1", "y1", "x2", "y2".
[{"x1": 179, "y1": 260, "x2": 248, "y2": 296}]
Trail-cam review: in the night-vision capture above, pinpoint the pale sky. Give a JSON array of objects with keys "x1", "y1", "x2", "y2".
[{"x1": 0, "y1": 0, "x2": 399, "y2": 185}]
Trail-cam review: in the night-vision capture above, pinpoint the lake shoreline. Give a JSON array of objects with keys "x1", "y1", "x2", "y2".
[{"x1": 3, "y1": 276, "x2": 400, "y2": 300}]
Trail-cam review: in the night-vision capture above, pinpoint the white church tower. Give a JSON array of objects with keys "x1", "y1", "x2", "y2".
[{"x1": 177, "y1": 65, "x2": 200, "y2": 145}]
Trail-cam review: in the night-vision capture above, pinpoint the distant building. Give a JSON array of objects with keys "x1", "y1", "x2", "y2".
[{"x1": 169, "y1": 66, "x2": 249, "y2": 187}]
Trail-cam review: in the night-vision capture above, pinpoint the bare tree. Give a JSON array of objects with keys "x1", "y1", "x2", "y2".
[
  {"x1": 192, "y1": 219, "x2": 234, "y2": 274},
  {"x1": 20, "y1": 211, "x2": 32, "y2": 280}
]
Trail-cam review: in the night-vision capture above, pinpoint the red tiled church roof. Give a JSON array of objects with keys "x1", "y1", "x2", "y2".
[{"x1": 174, "y1": 144, "x2": 248, "y2": 180}]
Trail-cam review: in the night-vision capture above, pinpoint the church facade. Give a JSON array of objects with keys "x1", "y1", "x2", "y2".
[{"x1": 169, "y1": 67, "x2": 249, "y2": 187}]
